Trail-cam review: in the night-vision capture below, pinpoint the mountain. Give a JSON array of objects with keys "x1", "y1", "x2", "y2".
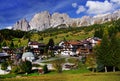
[
  {"x1": 13, "y1": 10, "x2": 120, "y2": 31},
  {"x1": 13, "y1": 18, "x2": 30, "y2": 31}
]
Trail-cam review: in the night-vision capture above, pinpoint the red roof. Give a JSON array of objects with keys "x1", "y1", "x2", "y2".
[{"x1": 68, "y1": 41, "x2": 81, "y2": 45}]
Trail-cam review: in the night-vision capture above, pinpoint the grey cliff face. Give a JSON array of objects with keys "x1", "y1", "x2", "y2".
[
  {"x1": 13, "y1": 10, "x2": 120, "y2": 31},
  {"x1": 50, "y1": 13, "x2": 71, "y2": 28},
  {"x1": 29, "y1": 11, "x2": 51, "y2": 31},
  {"x1": 13, "y1": 18, "x2": 30, "y2": 31}
]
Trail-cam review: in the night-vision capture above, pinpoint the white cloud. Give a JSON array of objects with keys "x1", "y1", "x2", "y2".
[
  {"x1": 72, "y1": 0, "x2": 120, "y2": 15},
  {"x1": 76, "y1": 6, "x2": 86, "y2": 14},
  {"x1": 86, "y1": 0, "x2": 114, "y2": 15},
  {"x1": 72, "y1": 3, "x2": 77, "y2": 8},
  {"x1": 110, "y1": 0, "x2": 120, "y2": 9},
  {"x1": 111, "y1": 0, "x2": 120, "y2": 4},
  {"x1": 5, "y1": 26, "x2": 13, "y2": 29}
]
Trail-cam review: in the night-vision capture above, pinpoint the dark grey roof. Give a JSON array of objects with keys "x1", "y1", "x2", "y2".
[
  {"x1": 0, "y1": 53, "x2": 9, "y2": 56},
  {"x1": 22, "y1": 52, "x2": 34, "y2": 57}
]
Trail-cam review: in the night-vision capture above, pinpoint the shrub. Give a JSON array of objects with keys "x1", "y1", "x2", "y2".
[
  {"x1": 19, "y1": 60, "x2": 32, "y2": 74},
  {"x1": 67, "y1": 58, "x2": 81, "y2": 69},
  {"x1": 49, "y1": 51, "x2": 55, "y2": 57},
  {"x1": 1, "y1": 61, "x2": 8, "y2": 71},
  {"x1": 85, "y1": 54, "x2": 97, "y2": 72},
  {"x1": 66, "y1": 35, "x2": 69, "y2": 37},
  {"x1": 11, "y1": 66, "x2": 20, "y2": 74},
  {"x1": 43, "y1": 65, "x2": 48, "y2": 74},
  {"x1": 52, "y1": 59, "x2": 65, "y2": 73}
]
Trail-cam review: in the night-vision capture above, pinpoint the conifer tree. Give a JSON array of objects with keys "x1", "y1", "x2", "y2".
[
  {"x1": 109, "y1": 34, "x2": 120, "y2": 72},
  {"x1": 2, "y1": 41, "x2": 7, "y2": 47},
  {"x1": 95, "y1": 30, "x2": 110, "y2": 72},
  {"x1": 10, "y1": 40, "x2": 14, "y2": 49},
  {"x1": 47, "y1": 38, "x2": 54, "y2": 50}
]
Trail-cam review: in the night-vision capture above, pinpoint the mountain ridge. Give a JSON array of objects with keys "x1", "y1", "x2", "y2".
[{"x1": 13, "y1": 10, "x2": 120, "y2": 31}]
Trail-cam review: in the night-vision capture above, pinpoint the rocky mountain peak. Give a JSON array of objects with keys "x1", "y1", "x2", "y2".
[
  {"x1": 12, "y1": 10, "x2": 120, "y2": 31},
  {"x1": 29, "y1": 11, "x2": 51, "y2": 31},
  {"x1": 13, "y1": 18, "x2": 30, "y2": 31},
  {"x1": 50, "y1": 12, "x2": 70, "y2": 27}
]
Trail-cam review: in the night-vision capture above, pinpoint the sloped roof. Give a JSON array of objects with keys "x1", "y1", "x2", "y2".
[
  {"x1": 28, "y1": 41, "x2": 46, "y2": 46},
  {"x1": 0, "y1": 52, "x2": 10, "y2": 58},
  {"x1": 0, "y1": 53, "x2": 9, "y2": 56},
  {"x1": 22, "y1": 52, "x2": 34, "y2": 57},
  {"x1": 68, "y1": 41, "x2": 81, "y2": 45}
]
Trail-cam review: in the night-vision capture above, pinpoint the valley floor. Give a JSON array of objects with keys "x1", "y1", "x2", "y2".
[{"x1": 1, "y1": 72, "x2": 120, "y2": 81}]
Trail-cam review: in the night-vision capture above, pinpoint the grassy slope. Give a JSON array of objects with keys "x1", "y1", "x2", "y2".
[
  {"x1": 1, "y1": 72, "x2": 120, "y2": 81},
  {"x1": 2, "y1": 19, "x2": 119, "y2": 46},
  {"x1": 13, "y1": 28, "x2": 94, "y2": 46}
]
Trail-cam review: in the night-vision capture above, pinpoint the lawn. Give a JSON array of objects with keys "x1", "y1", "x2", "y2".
[{"x1": 0, "y1": 72, "x2": 120, "y2": 81}]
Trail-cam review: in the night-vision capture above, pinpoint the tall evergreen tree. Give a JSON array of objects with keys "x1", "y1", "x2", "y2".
[
  {"x1": 2, "y1": 41, "x2": 7, "y2": 47},
  {"x1": 95, "y1": 30, "x2": 110, "y2": 72},
  {"x1": 10, "y1": 40, "x2": 14, "y2": 49},
  {"x1": 47, "y1": 38, "x2": 54, "y2": 50},
  {"x1": 94, "y1": 28, "x2": 103, "y2": 38},
  {"x1": 18, "y1": 39, "x2": 21, "y2": 47},
  {"x1": 109, "y1": 34, "x2": 120, "y2": 72},
  {"x1": 43, "y1": 65, "x2": 48, "y2": 74}
]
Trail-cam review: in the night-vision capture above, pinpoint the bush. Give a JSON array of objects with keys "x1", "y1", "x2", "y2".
[
  {"x1": 49, "y1": 51, "x2": 55, "y2": 57},
  {"x1": 11, "y1": 66, "x2": 20, "y2": 74},
  {"x1": 43, "y1": 65, "x2": 48, "y2": 74},
  {"x1": 19, "y1": 60, "x2": 32, "y2": 74},
  {"x1": 67, "y1": 58, "x2": 81, "y2": 69},
  {"x1": 66, "y1": 35, "x2": 69, "y2": 37},
  {"x1": 52, "y1": 59, "x2": 65, "y2": 73},
  {"x1": 1, "y1": 61, "x2": 8, "y2": 71},
  {"x1": 85, "y1": 54, "x2": 97, "y2": 72}
]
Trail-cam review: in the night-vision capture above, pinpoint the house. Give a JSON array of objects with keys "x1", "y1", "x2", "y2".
[
  {"x1": 58, "y1": 37, "x2": 101, "y2": 56},
  {"x1": 2, "y1": 47, "x2": 13, "y2": 55},
  {"x1": 2, "y1": 47, "x2": 15, "y2": 60},
  {"x1": 28, "y1": 41, "x2": 46, "y2": 49},
  {"x1": 76, "y1": 37, "x2": 101, "y2": 56},
  {"x1": 58, "y1": 41, "x2": 81, "y2": 56},
  {"x1": 87, "y1": 37, "x2": 101, "y2": 47},
  {"x1": 77, "y1": 40, "x2": 92, "y2": 54},
  {"x1": 28, "y1": 41, "x2": 40, "y2": 48},
  {"x1": 28, "y1": 41, "x2": 46, "y2": 56}
]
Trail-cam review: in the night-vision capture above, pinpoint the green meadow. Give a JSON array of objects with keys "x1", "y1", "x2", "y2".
[{"x1": 1, "y1": 72, "x2": 120, "y2": 81}]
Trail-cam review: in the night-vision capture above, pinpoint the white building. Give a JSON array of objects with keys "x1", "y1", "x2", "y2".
[{"x1": 22, "y1": 52, "x2": 35, "y2": 62}]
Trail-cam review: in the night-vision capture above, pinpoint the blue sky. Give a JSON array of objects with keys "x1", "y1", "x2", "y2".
[{"x1": 0, "y1": 0, "x2": 120, "y2": 29}]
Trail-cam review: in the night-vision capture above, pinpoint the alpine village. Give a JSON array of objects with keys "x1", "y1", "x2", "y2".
[{"x1": 0, "y1": 4, "x2": 120, "y2": 81}]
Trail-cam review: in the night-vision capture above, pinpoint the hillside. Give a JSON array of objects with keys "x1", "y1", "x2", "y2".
[{"x1": 0, "y1": 18, "x2": 120, "y2": 47}]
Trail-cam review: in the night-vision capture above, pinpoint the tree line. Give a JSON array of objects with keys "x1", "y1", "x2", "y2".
[{"x1": 95, "y1": 29, "x2": 120, "y2": 72}]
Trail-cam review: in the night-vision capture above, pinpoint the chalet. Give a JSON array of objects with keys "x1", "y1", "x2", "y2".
[
  {"x1": 28, "y1": 41, "x2": 40, "y2": 49},
  {"x1": 2, "y1": 47, "x2": 13, "y2": 55},
  {"x1": 28, "y1": 41, "x2": 46, "y2": 56},
  {"x1": 2, "y1": 47, "x2": 15, "y2": 60},
  {"x1": 86, "y1": 37, "x2": 101, "y2": 47},
  {"x1": 58, "y1": 41, "x2": 81, "y2": 56},
  {"x1": 58, "y1": 37, "x2": 101, "y2": 56},
  {"x1": 76, "y1": 37, "x2": 101, "y2": 56},
  {"x1": 76, "y1": 41, "x2": 92, "y2": 56}
]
